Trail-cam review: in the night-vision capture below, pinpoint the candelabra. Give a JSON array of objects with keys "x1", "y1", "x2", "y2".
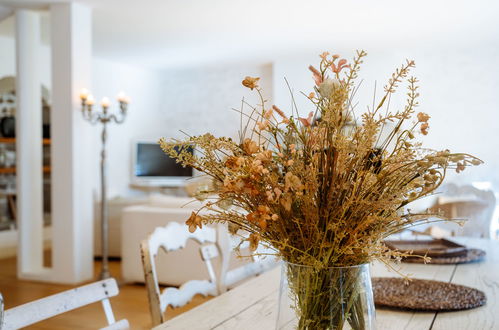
[{"x1": 80, "y1": 89, "x2": 130, "y2": 279}]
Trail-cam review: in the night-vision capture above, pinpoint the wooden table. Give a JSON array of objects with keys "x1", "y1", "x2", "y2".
[{"x1": 154, "y1": 238, "x2": 499, "y2": 330}]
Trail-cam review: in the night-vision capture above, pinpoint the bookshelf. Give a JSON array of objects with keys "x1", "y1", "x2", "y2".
[{"x1": 0, "y1": 138, "x2": 51, "y2": 231}]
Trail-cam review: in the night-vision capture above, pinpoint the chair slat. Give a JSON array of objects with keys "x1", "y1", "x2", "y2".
[
  {"x1": 200, "y1": 244, "x2": 219, "y2": 260},
  {"x1": 101, "y1": 298, "x2": 116, "y2": 324},
  {"x1": 224, "y1": 256, "x2": 278, "y2": 288},
  {"x1": 100, "y1": 319, "x2": 130, "y2": 330},
  {"x1": 160, "y1": 280, "x2": 217, "y2": 310},
  {"x1": 3, "y1": 278, "x2": 119, "y2": 330}
]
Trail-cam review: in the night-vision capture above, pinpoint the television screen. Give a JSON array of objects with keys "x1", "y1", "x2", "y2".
[{"x1": 135, "y1": 143, "x2": 193, "y2": 177}]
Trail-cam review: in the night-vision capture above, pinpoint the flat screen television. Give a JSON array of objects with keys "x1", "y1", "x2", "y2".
[{"x1": 131, "y1": 140, "x2": 194, "y2": 186}]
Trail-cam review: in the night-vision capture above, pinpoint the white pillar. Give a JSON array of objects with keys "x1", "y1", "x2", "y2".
[
  {"x1": 49, "y1": 2, "x2": 94, "y2": 284},
  {"x1": 15, "y1": 9, "x2": 44, "y2": 276}
]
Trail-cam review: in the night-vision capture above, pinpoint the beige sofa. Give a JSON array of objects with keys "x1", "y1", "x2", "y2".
[
  {"x1": 120, "y1": 195, "x2": 265, "y2": 286},
  {"x1": 94, "y1": 196, "x2": 148, "y2": 258}
]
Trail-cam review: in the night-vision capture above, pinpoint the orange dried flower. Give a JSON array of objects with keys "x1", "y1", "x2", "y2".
[
  {"x1": 248, "y1": 233, "x2": 260, "y2": 251},
  {"x1": 250, "y1": 159, "x2": 269, "y2": 176},
  {"x1": 284, "y1": 172, "x2": 304, "y2": 192},
  {"x1": 256, "y1": 150, "x2": 272, "y2": 162},
  {"x1": 298, "y1": 112, "x2": 314, "y2": 127},
  {"x1": 257, "y1": 120, "x2": 269, "y2": 131},
  {"x1": 246, "y1": 205, "x2": 271, "y2": 230},
  {"x1": 420, "y1": 122, "x2": 429, "y2": 135},
  {"x1": 242, "y1": 138, "x2": 259, "y2": 154},
  {"x1": 280, "y1": 194, "x2": 292, "y2": 211},
  {"x1": 274, "y1": 187, "x2": 282, "y2": 200},
  {"x1": 242, "y1": 76, "x2": 260, "y2": 90},
  {"x1": 456, "y1": 162, "x2": 466, "y2": 173},
  {"x1": 225, "y1": 156, "x2": 244, "y2": 169},
  {"x1": 185, "y1": 211, "x2": 203, "y2": 233},
  {"x1": 258, "y1": 205, "x2": 271, "y2": 213},
  {"x1": 417, "y1": 112, "x2": 430, "y2": 123},
  {"x1": 224, "y1": 179, "x2": 242, "y2": 193}
]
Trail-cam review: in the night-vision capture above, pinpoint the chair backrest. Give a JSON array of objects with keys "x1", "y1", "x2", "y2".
[
  {"x1": 140, "y1": 222, "x2": 219, "y2": 326},
  {"x1": 100, "y1": 319, "x2": 130, "y2": 330},
  {"x1": 1, "y1": 278, "x2": 128, "y2": 330},
  {"x1": 216, "y1": 224, "x2": 278, "y2": 293},
  {"x1": 429, "y1": 183, "x2": 496, "y2": 238}
]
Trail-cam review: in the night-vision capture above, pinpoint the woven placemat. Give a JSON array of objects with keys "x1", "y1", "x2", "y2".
[
  {"x1": 373, "y1": 277, "x2": 486, "y2": 311},
  {"x1": 402, "y1": 248, "x2": 486, "y2": 264}
]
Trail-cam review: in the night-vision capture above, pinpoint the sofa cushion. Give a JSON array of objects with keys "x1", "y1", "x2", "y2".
[{"x1": 148, "y1": 194, "x2": 204, "y2": 210}]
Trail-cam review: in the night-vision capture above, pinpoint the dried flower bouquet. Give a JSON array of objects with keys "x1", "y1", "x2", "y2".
[{"x1": 160, "y1": 50, "x2": 481, "y2": 329}]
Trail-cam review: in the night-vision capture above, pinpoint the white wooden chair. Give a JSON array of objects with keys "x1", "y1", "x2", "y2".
[
  {"x1": 140, "y1": 222, "x2": 220, "y2": 326},
  {"x1": 429, "y1": 183, "x2": 496, "y2": 238},
  {"x1": 1, "y1": 278, "x2": 128, "y2": 330},
  {"x1": 216, "y1": 224, "x2": 279, "y2": 293}
]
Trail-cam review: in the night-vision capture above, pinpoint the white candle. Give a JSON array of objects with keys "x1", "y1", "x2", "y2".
[
  {"x1": 80, "y1": 88, "x2": 89, "y2": 100},
  {"x1": 117, "y1": 91, "x2": 127, "y2": 103},
  {"x1": 86, "y1": 94, "x2": 95, "y2": 105},
  {"x1": 101, "y1": 97, "x2": 110, "y2": 108}
]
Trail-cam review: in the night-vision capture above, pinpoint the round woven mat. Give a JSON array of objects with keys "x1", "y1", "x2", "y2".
[
  {"x1": 373, "y1": 277, "x2": 486, "y2": 311},
  {"x1": 402, "y1": 248, "x2": 486, "y2": 264}
]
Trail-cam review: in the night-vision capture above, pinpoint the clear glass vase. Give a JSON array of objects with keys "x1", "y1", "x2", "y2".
[{"x1": 276, "y1": 262, "x2": 375, "y2": 330}]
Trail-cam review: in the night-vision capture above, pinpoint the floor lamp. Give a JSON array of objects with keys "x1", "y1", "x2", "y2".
[{"x1": 79, "y1": 89, "x2": 130, "y2": 279}]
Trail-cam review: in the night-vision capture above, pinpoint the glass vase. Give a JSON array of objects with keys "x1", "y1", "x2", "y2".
[{"x1": 276, "y1": 262, "x2": 375, "y2": 330}]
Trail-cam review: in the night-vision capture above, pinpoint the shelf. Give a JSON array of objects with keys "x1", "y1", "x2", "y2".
[
  {"x1": 0, "y1": 220, "x2": 15, "y2": 231},
  {"x1": 0, "y1": 166, "x2": 50, "y2": 174},
  {"x1": 0, "y1": 137, "x2": 50, "y2": 145}
]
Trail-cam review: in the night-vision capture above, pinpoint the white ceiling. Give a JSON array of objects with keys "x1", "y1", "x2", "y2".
[{"x1": 0, "y1": 0, "x2": 498, "y2": 69}]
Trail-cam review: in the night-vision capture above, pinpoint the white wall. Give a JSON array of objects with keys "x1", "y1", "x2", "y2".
[
  {"x1": 91, "y1": 58, "x2": 163, "y2": 197},
  {"x1": 158, "y1": 62, "x2": 273, "y2": 141},
  {"x1": 0, "y1": 36, "x2": 16, "y2": 78},
  {"x1": 272, "y1": 46, "x2": 499, "y2": 189},
  {"x1": 0, "y1": 34, "x2": 52, "y2": 93}
]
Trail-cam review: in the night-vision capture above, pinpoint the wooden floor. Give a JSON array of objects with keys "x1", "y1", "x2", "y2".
[{"x1": 0, "y1": 255, "x2": 212, "y2": 329}]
